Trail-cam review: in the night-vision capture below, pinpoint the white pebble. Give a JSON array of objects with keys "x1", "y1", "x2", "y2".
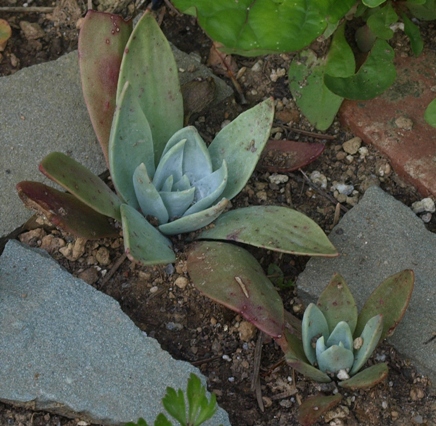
[
  {"x1": 310, "y1": 171, "x2": 327, "y2": 189},
  {"x1": 269, "y1": 173, "x2": 289, "y2": 184},
  {"x1": 412, "y1": 198, "x2": 435, "y2": 213},
  {"x1": 222, "y1": 354, "x2": 231, "y2": 362},
  {"x1": 332, "y1": 183, "x2": 354, "y2": 196}
]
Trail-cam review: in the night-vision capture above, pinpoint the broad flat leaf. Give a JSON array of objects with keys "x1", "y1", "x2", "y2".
[
  {"x1": 120, "y1": 204, "x2": 175, "y2": 265},
  {"x1": 171, "y1": 0, "x2": 329, "y2": 56},
  {"x1": 40, "y1": 152, "x2": 122, "y2": 221},
  {"x1": 363, "y1": 0, "x2": 386, "y2": 7},
  {"x1": 340, "y1": 363, "x2": 388, "y2": 389},
  {"x1": 289, "y1": 50, "x2": 343, "y2": 131},
  {"x1": 109, "y1": 82, "x2": 154, "y2": 207},
  {"x1": 406, "y1": 0, "x2": 436, "y2": 20},
  {"x1": 317, "y1": 273, "x2": 358, "y2": 335},
  {"x1": 425, "y1": 98, "x2": 436, "y2": 128},
  {"x1": 402, "y1": 13, "x2": 424, "y2": 56},
  {"x1": 208, "y1": 98, "x2": 274, "y2": 200},
  {"x1": 324, "y1": 39, "x2": 396, "y2": 100},
  {"x1": 197, "y1": 206, "x2": 338, "y2": 257},
  {"x1": 17, "y1": 181, "x2": 118, "y2": 239},
  {"x1": 78, "y1": 10, "x2": 132, "y2": 163},
  {"x1": 260, "y1": 140, "x2": 325, "y2": 173},
  {"x1": 117, "y1": 12, "x2": 183, "y2": 163},
  {"x1": 297, "y1": 394, "x2": 342, "y2": 426},
  {"x1": 355, "y1": 270, "x2": 414, "y2": 339},
  {"x1": 289, "y1": 25, "x2": 354, "y2": 131},
  {"x1": 367, "y1": 3, "x2": 398, "y2": 40},
  {"x1": 187, "y1": 241, "x2": 285, "y2": 338}
]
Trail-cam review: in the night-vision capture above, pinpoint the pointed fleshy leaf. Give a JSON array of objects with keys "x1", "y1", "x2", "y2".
[
  {"x1": 284, "y1": 333, "x2": 331, "y2": 383},
  {"x1": 117, "y1": 12, "x2": 183, "y2": 163},
  {"x1": 425, "y1": 98, "x2": 436, "y2": 128},
  {"x1": 183, "y1": 160, "x2": 228, "y2": 216},
  {"x1": 153, "y1": 139, "x2": 186, "y2": 191},
  {"x1": 351, "y1": 314, "x2": 383, "y2": 375},
  {"x1": 317, "y1": 344, "x2": 354, "y2": 374},
  {"x1": 340, "y1": 363, "x2": 388, "y2": 390},
  {"x1": 78, "y1": 10, "x2": 132, "y2": 163},
  {"x1": 327, "y1": 321, "x2": 353, "y2": 350},
  {"x1": 208, "y1": 98, "x2": 274, "y2": 200},
  {"x1": 158, "y1": 198, "x2": 229, "y2": 236},
  {"x1": 120, "y1": 204, "x2": 175, "y2": 265},
  {"x1": 40, "y1": 152, "x2": 122, "y2": 221},
  {"x1": 109, "y1": 82, "x2": 155, "y2": 206},
  {"x1": 187, "y1": 241, "x2": 284, "y2": 338},
  {"x1": 196, "y1": 206, "x2": 338, "y2": 256},
  {"x1": 160, "y1": 187, "x2": 196, "y2": 220},
  {"x1": 324, "y1": 39, "x2": 396, "y2": 100},
  {"x1": 133, "y1": 163, "x2": 169, "y2": 224},
  {"x1": 317, "y1": 273, "x2": 358, "y2": 335},
  {"x1": 161, "y1": 126, "x2": 212, "y2": 184},
  {"x1": 355, "y1": 270, "x2": 414, "y2": 339},
  {"x1": 297, "y1": 394, "x2": 342, "y2": 426},
  {"x1": 161, "y1": 175, "x2": 174, "y2": 192},
  {"x1": 17, "y1": 181, "x2": 118, "y2": 239},
  {"x1": 260, "y1": 140, "x2": 325, "y2": 173},
  {"x1": 302, "y1": 303, "x2": 329, "y2": 365},
  {"x1": 173, "y1": 175, "x2": 191, "y2": 191}
]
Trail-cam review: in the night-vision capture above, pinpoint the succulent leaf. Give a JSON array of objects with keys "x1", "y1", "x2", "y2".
[
  {"x1": 196, "y1": 205, "x2": 338, "y2": 256},
  {"x1": 187, "y1": 241, "x2": 285, "y2": 338},
  {"x1": 117, "y1": 12, "x2": 183, "y2": 163},
  {"x1": 133, "y1": 163, "x2": 169, "y2": 224},
  {"x1": 302, "y1": 303, "x2": 329, "y2": 365},
  {"x1": 297, "y1": 394, "x2": 342, "y2": 426},
  {"x1": 158, "y1": 198, "x2": 229, "y2": 235},
  {"x1": 78, "y1": 10, "x2": 132, "y2": 163},
  {"x1": 109, "y1": 82, "x2": 155, "y2": 207},
  {"x1": 317, "y1": 342, "x2": 354, "y2": 374},
  {"x1": 161, "y1": 126, "x2": 213, "y2": 185},
  {"x1": 340, "y1": 362, "x2": 388, "y2": 390},
  {"x1": 326, "y1": 321, "x2": 353, "y2": 350},
  {"x1": 16, "y1": 181, "x2": 118, "y2": 239},
  {"x1": 183, "y1": 160, "x2": 228, "y2": 216},
  {"x1": 153, "y1": 138, "x2": 186, "y2": 190},
  {"x1": 40, "y1": 152, "x2": 122, "y2": 221},
  {"x1": 208, "y1": 98, "x2": 274, "y2": 201},
  {"x1": 120, "y1": 204, "x2": 175, "y2": 265},
  {"x1": 317, "y1": 273, "x2": 358, "y2": 334},
  {"x1": 160, "y1": 187, "x2": 196, "y2": 220},
  {"x1": 355, "y1": 270, "x2": 414, "y2": 339},
  {"x1": 350, "y1": 314, "x2": 383, "y2": 375}
]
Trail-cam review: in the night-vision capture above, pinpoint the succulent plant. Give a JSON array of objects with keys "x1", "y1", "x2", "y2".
[
  {"x1": 187, "y1": 251, "x2": 414, "y2": 425},
  {"x1": 16, "y1": 10, "x2": 338, "y2": 266}
]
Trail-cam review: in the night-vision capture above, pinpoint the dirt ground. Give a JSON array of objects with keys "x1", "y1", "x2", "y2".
[{"x1": 1, "y1": 1, "x2": 436, "y2": 425}]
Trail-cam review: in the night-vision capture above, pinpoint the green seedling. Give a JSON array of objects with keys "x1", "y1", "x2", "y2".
[
  {"x1": 126, "y1": 373, "x2": 223, "y2": 426},
  {"x1": 17, "y1": 10, "x2": 337, "y2": 265},
  {"x1": 171, "y1": 0, "x2": 428, "y2": 130},
  {"x1": 187, "y1": 247, "x2": 414, "y2": 426},
  {"x1": 267, "y1": 264, "x2": 295, "y2": 289}
]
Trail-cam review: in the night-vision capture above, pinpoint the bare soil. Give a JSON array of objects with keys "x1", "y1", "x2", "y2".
[{"x1": 1, "y1": 1, "x2": 436, "y2": 425}]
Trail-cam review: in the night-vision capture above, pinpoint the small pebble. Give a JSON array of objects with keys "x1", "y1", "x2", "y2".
[
  {"x1": 310, "y1": 171, "x2": 327, "y2": 189},
  {"x1": 269, "y1": 173, "x2": 289, "y2": 184},
  {"x1": 421, "y1": 212, "x2": 432, "y2": 223},
  {"x1": 150, "y1": 286, "x2": 159, "y2": 293},
  {"x1": 395, "y1": 116, "x2": 413, "y2": 130},
  {"x1": 174, "y1": 276, "x2": 189, "y2": 289},
  {"x1": 332, "y1": 183, "x2": 354, "y2": 196},
  {"x1": 251, "y1": 60, "x2": 263, "y2": 72},
  {"x1": 358, "y1": 146, "x2": 369, "y2": 159},
  {"x1": 166, "y1": 322, "x2": 183, "y2": 331},
  {"x1": 411, "y1": 198, "x2": 435, "y2": 213},
  {"x1": 19, "y1": 21, "x2": 45, "y2": 40},
  {"x1": 238, "y1": 320, "x2": 257, "y2": 342},
  {"x1": 95, "y1": 247, "x2": 110, "y2": 265},
  {"x1": 342, "y1": 137, "x2": 361, "y2": 155}
]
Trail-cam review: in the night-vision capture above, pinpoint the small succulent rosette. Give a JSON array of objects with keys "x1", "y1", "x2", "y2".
[{"x1": 286, "y1": 271, "x2": 414, "y2": 389}]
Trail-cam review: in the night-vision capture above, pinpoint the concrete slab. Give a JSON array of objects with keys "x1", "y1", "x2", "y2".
[
  {"x1": 0, "y1": 240, "x2": 231, "y2": 426},
  {"x1": 0, "y1": 48, "x2": 233, "y2": 237},
  {"x1": 297, "y1": 185, "x2": 436, "y2": 387},
  {"x1": 340, "y1": 49, "x2": 436, "y2": 198}
]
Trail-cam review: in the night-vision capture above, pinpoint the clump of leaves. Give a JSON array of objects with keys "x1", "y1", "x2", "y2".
[
  {"x1": 187, "y1": 244, "x2": 414, "y2": 425},
  {"x1": 126, "y1": 373, "x2": 222, "y2": 426},
  {"x1": 17, "y1": 10, "x2": 338, "y2": 266},
  {"x1": 170, "y1": 0, "x2": 430, "y2": 130}
]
